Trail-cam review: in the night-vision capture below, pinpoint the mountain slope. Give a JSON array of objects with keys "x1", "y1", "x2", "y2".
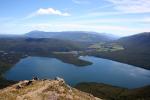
[
  {"x1": 117, "y1": 32, "x2": 150, "y2": 52},
  {"x1": 0, "y1": 78, "x2": 101, "y2": 100},
  {"x1": 0, "y1": 38, "x2": 88, "y2": 54},
  {"x1": 25, "y1": 31, "x2": 118, "y2": 42},
  {"x1": 113, "y1": 32, "x2": 150, "y2": 69},
  {"x1": 88, "y1": 32, "x2": 150, "y2": 69},
  {"x1": 76, "y1": 82, "x2": 150, "y2": 100}
]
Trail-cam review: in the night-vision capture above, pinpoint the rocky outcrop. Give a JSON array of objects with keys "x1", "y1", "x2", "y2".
[{"x1": 0, "y1": 78, "x2": 102, "y2": 100}]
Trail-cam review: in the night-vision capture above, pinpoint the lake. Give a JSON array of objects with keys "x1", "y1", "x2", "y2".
[{"x1": 4, "y1": 56, "x2": 150, "y2": 89}]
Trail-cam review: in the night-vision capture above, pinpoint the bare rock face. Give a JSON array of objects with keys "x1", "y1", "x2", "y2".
[{"x1": 0, "y1": 78, "x2": 102, "y2": 100}]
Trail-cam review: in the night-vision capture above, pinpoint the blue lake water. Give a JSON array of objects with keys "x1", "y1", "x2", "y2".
[{"x1": 4, "y1": 56, "x2": 150, "y2": 89}]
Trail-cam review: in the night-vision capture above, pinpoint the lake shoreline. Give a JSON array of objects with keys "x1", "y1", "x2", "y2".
[{"x1": 4, "y1": 56, "x2": 150, "y2": 89}]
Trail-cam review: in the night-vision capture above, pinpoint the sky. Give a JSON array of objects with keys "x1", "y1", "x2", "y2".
[{"x1": 0, "y1": 0, "x2": 150, "y2": 36}]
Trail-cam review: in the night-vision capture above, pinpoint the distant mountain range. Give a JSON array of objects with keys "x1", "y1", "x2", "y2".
[
  {"x1": 0, "y1": 31, "x2": 119, "y2": 42},
  {"x1": 0, "y1": 31, "x2": 150, "y2": 69},
  {"x1": 0, "y1": 34, "x2": 23, "y2": 38},
  {"x1": 25, "y1": 31, "x2": 119, "y2": 42}
]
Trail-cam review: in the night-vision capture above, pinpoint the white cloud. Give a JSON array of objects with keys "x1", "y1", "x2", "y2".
[
  {"x1": 106, "y1": 0, "x2": 150, "y2": 13},
  {"x1": 37, "y1": 8, "x2": 70, "y2": 16},
  {"x1": 27, "y1": 8, "x2": 70, "y2": 18}
]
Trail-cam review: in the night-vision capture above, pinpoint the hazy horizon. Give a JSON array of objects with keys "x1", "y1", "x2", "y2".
[
  {"x1": 0, "y1": 30, "x2": 148, "y2": 37},
  {"x1": 0, "y1": 0, "x2": 150, "y2": 36}
]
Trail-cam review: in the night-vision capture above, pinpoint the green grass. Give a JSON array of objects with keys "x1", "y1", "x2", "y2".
[
  {"x1": 75, "y1": 82, "x2": 150, "y2": 100},
  {"x1": 88, "y1": 42, "x2": 124, "y2": 52}
]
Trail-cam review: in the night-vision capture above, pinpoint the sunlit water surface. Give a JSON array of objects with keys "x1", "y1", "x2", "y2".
[{"x1": 4, "y1": 56, "x2": 150, "y2": 88}]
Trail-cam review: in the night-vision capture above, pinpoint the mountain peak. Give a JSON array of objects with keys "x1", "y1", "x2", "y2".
[{"x1": 0, "y1": 78, "x2": 101, "y2": 100}]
